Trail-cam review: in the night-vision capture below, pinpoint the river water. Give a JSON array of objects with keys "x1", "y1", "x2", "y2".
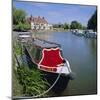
[{"x1": 34, "y1": 31, "x2": 97, "y2": 96}]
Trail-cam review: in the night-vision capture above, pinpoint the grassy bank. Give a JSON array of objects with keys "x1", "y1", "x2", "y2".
[{"x1": 12, "y1": 39, "x2": 50, "y2": 97}]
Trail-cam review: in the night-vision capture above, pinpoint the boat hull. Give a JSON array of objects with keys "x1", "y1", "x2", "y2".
[
  {"x1": 24, "y1": 47, "x2": 71, "y2": 93},
  {"x1": 23, "y1": 42, "x2": 74, "y2": 94},
  {"x1": 41, "y1": 70, "x2": 70, "y2": 94}
]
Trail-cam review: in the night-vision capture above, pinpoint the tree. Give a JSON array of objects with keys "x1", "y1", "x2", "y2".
[
  {"x1": 77, "y1": 23, "x2": 82, "y2": 29},
  {"x1": 14, "y1": 22, "x2": 31, "y2": 31},
  {"x1": 70, "y1": 21, "x2": 83, "y2": 29},
  {"x1": 82, "y1": 26, "x2": 87, "y2": 30},
  {"x1": 63, "y1": 23, "x2": 70, "y2": 29},
  {"x1": 13, "y1": 8, "x2": 26, "y2": 25},
  {"x1": 87, "y1": 10, "x2": 97, "y2": 31},
  {"x1": 58, "y1": 23, "x2": 63, "y2": 28},
  {"x1": 53, "y1": 23, "x2": 64, "y2": 28},
  {"x1": 13, "y1": 7, "x2": 31, "y2": 31},
  {"x1": 70, "y1": 21, "x2": 77, "y2": 29}
]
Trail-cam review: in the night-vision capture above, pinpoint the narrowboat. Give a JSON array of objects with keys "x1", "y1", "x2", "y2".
[{"x1": 18, "y1": 32, "x2": 74, "y2": 93}]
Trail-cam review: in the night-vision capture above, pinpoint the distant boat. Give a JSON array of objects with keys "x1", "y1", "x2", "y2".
[
  {"x1": 72, "y1": 29, "x2": 84, "y2": 36},
  {"x1": 84, "y1": 30, "x2": 97, "y2": 34},
  {"x1": 71, "y1": 29, "x2": 97, "y2": 38},
  {"x1": 18, "y1": 32, "x2": 74, "y2": 93},
  {"x1": 84, "y1": 30, "x2": 97, "y2": 38}
]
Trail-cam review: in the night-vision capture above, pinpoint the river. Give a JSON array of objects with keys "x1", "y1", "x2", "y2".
[{"x1": 33, "y1": 31, "x2": 97, "y2": 96}]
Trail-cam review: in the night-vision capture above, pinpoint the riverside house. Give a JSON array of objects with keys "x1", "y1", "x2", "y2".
[{"x1": 27, "y1": 16, "x2": 53, "y2": 30}]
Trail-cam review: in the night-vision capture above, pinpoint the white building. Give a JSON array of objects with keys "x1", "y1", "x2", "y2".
[{"x1": 27, "y1": 16, "x2": 53, "y2": 30}]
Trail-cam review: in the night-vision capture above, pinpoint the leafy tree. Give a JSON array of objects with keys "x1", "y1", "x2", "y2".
[
  {"x1": 53, "y1": 23, "x2": 63, "y2": 28},
  {"x1": 13, "y1": 7, "x2": 31, "y2": 31},
  {"x1": 14, "y1": 22, "x2": 31, "y2": 31},
  {"x1": 63, "y1": 23, "x2": 70, "y2": 29},
  {"x1": 58, "y1": 23, "x2": 63, "y2": 28},
  {"x1": 13, "y1": 8, "x2": 26, "y2": 25},
  {"x1": 70, "y1": 21, "x2": 77, "y2": 29},
  {"x1": 70, "y1": 21, "x2": 82, "y2": 29},
  {"x1": 87, "y1": 10, "x2": 97, "y2": 31},
  {"x1": 53, "y1": 24, "x2": 58, "y2": 28},
  {"x1": 77, "y1": 23, "x2": 82, "y2": 29},
  {"x1": 82, "y1": 26, "x2": 87, "y2": 30}
]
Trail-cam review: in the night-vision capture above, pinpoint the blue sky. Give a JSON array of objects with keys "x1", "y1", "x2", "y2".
[{"x1": 13, "y1": 1, "x2": 96, "y2": 26}]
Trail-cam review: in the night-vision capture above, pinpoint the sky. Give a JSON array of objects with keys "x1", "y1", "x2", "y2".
[{"x1": 13, "y1": 0, "x2": 97, "y2": 26}]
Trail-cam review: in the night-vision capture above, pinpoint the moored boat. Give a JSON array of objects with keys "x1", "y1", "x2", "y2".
[
  {"x1": 18, "y1": 32, "x2": 74, "y2": 93},
  {"x1": 72, "y1": 29, "x2": 84, "y2": 36},
  {"x1": 84, "y1": 30, "x2": 97, "y2": 38}
]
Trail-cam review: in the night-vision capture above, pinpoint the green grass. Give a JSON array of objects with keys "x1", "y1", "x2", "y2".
[
  {"x1": 12, "y1": 54, "x2": 23, "y2": 96},
  {"x1": 12, "y1": 66, "x2": 23, "y2": 96},
  {"x1": 12, "y1": 39, "x2": 50, "y2": 97},
  {"x1": 17, "y1": 66, "x2": 49, "y2": 96}
]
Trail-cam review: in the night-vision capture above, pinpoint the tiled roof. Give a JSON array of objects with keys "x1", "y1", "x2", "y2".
[{"x1": 28, "y1": 16, "x2": 48, "y2": 24}]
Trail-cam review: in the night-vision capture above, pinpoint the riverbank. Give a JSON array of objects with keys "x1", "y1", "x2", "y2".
[
  {"x1": 12, "y1": 37, "x2": 50, "y2": 98},
  {"x1": 30, "y1": 28, "x2": 69, "y2": 33},
  {"x1": 30, "y1": 28, "x2": 97, "y2": 39}
]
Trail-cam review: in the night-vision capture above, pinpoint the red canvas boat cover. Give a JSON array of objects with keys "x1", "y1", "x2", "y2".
[{"x1": 38, "y1": 48, "x2": 64, "y2": 68}]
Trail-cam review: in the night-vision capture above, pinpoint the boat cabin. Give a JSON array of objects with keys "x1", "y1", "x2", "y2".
[{"x1": 24, "y1": 38, "x2": 71, "y2": 75}]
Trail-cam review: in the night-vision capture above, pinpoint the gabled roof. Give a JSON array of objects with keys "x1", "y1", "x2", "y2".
[{"x1": 27, "y1": 16, "x2": 48, "y2": 24}]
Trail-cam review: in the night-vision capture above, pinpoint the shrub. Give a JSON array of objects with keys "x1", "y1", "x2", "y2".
[
  {"x1": 12, "y1": 55, "x2": 23, "y2": 96},
  {"x1": 13, "y1": 40, "x2": 49, "y2": 97},
  {"x1": 14, "y1": 22, "x2": 31, "y2": 32},
  {"x1": 17, "y1": 66, "x2": 49, "y2": 96}
]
